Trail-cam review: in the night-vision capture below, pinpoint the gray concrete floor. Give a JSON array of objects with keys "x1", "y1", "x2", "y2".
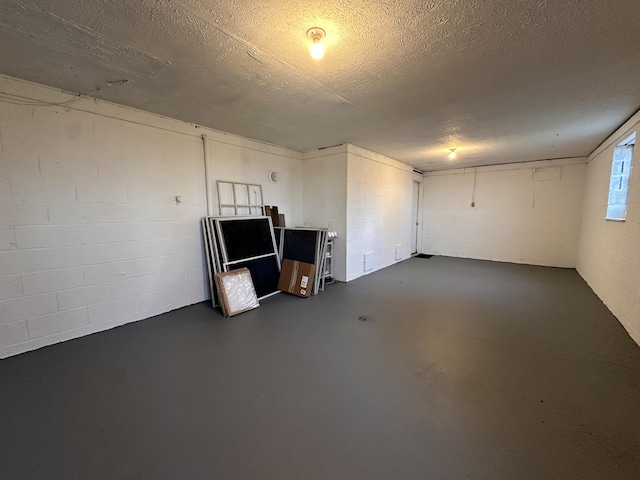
[{"x1": 1, "y1": 256, "x2": 640, "y2": 479}]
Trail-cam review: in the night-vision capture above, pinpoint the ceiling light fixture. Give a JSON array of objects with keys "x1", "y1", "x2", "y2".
[
  {"x1": 448, "y1": 148, "x2": 457, "y2": 159},
  {"x1": 306, "y1": 27, "x2": 326, "y2": 60}
]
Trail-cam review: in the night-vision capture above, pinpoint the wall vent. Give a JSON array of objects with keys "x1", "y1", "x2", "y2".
[{"x1": 363, "y1": 251, "x2": 374, "y2": 271}]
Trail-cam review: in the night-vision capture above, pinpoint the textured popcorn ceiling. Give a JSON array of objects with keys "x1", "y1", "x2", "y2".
[{"x1": 1, "y1": 0, "x2": 639, "y2": 171}]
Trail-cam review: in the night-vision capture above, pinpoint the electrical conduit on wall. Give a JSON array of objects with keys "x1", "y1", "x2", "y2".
[{"x1": 202, "y1": 134, "x2": 213, "y2": 216}]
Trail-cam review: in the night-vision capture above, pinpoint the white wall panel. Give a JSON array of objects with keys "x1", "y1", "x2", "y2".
[
  {"x1": 422, "y1": 158, "x2": 587, "y2": 267},
  {"x1": 577, "y1": 112, "x2": 640, "y2": 346},
  {"x1": 302, "y1": 145, "x2": 348, "y2": 281},
  {"x1": 0, "y1": 74, "x2": 302, "y2": 357},
  {"x1": 345, "y1": 145, "x2": 418, "y2": 281}
]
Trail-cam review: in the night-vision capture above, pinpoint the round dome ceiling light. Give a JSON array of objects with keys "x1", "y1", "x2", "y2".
[
  {"x1": 448, "y1": 148, "x2": 457, "y2": 159},
  {"x1": 306, "y1": 27, "x2": 326, "y2": 60}
]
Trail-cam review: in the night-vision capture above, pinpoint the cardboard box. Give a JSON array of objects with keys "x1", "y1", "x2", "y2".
[{"x1": 278, "y1": 259, "x2": 315, "y2": 297}]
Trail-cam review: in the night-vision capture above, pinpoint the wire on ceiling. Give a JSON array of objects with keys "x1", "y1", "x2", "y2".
[{"x1": 0, "y1": 79, "x2": 128, "y2": 108}]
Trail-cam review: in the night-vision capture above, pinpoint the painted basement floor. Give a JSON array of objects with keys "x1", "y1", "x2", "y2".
[{"x1": 1, "y1": 257, "x2": 639, "y2": 480}]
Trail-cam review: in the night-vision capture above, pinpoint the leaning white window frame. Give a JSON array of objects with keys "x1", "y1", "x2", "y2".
[
  {"x1": 606, "y1": 132, "x2": 635, "y2": 221},
  {"x1": 216, "y1": 180, "x2": 264, "y2": 216},
  {"x1": 215, "y1": 216, "x2": 281, "y2": 300},
  {"x1": 202, "y1": 215, "x2": 281, "y2": 304}
]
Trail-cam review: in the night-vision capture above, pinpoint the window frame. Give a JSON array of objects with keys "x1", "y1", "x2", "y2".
[{"x1": 605, "y1": 132, "x2": 635, "y2": 222}]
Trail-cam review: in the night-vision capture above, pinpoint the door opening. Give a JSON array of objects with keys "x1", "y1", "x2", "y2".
[{"x1": 411, "y1": 181, "x2": 420, "y2": 254}]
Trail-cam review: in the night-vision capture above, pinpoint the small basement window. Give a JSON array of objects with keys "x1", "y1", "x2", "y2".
[{"x1": 606, "y1": 132, "x2": 635, "y2": 221}]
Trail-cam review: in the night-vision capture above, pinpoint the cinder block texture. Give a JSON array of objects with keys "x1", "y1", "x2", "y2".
[
  {"x1": 577, "y1": 115, "x2": 640, "y2": 347},
  {"x1": 0, "y1": 321, "x2": 28, "y2": 348},
  {"x1": 0, "y1": 275, "x2": 22, "y2": 301},
  {"x1": 302, "y1": 146, "x2": 348, "y2": 281},
  {"x1": 422, "y1": 159, "x2": 587, "y2": 268},
  {"x1": 0, "y1": 226, "x2": 16, "y2": 250},
  {"x1": 0, "y1": 74, "x2": 303, "y2": 358},
  {"x1": 345, "y1": 145, "x2": 417, "y2": 281}
]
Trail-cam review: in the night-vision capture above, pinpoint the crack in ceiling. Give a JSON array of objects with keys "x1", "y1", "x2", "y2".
[
  {"x1": 0, "y1": 1, "x2": 171, "y2": 80},
  {"x1": 0, "y1": 0, "x2": 639, "y2": 171}
]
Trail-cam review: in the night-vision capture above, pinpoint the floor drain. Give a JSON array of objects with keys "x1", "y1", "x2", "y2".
[{"x1": 358, "y1": 316, "x2": 369, "y2": 322}]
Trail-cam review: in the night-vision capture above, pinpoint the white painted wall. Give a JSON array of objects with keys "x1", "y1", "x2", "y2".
[
  {"x1": 576, "y1": 111, "x2": 640, "y2": 346},
  {"x1": 4, "y1": 71, "x2": 635, "y2": 357},
  {"x1": 0, "y1": 75, "x2": 302, "y2": 357},
  {"x1": 207, "y1": 138, "x2": 302, "y2": 223},
  {"x1": 302, "y1": 145, "x2": 348, "y2": 281},
  {"x1": 345, "y1": 144, "x2": 420, "y2": 281},
  {"x1": 302, "y1": 144, "x2": 420, "y2": 282},
  {"x1": 422, "y1": 158, "x2": 587, "y2": 267}
]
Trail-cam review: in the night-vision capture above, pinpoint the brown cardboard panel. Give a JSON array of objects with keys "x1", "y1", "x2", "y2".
[
  {"x1": 264, "y1": 205, "x2": 280, "y2": 226},
  {"x1": 271, "y1": 206, "x2": 280, "y2": 226},
  {"x1": 278, "y1": 259, "x2": 315, "y2": 298}
]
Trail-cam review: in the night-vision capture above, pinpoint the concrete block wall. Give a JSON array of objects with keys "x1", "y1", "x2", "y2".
[
  {"x1": 208, "y1": 138, "x2": 303, "y2": 223},
  {"x1": 345, "y1": 145, "x2": 419, "y2": 281},
  {"x1": 576, "y1": 111, "x2": 640, "y2": 346},
  {"x1": 3, "y1": 71, "x2": 638, "y2": 355},
  {"x1": 0, "y1": 74, "x2": 303, "y2": 357},
  {"x1": 422, "y1": 158, "x2": 587, "y2": 267},
  {"x1": 302, "y1": 145, "x2": 348, "y2": 281}
]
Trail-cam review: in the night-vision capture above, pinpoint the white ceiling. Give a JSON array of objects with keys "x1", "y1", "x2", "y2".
[{"x1": 1, "y1": 0, "x2": 639, "y2": 171}]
